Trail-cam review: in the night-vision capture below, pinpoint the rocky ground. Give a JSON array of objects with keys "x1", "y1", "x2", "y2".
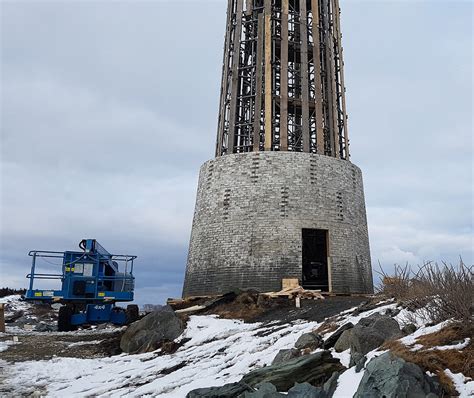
[{"x1": 1, "y1": 294, "x2": 473, "y2": 397}]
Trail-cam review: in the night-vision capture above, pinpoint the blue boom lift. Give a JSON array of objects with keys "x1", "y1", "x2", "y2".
[{"x1": 25, "y1": 239, "x2": 139, "y2": 331}]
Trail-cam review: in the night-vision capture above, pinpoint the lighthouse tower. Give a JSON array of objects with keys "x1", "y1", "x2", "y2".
[{"x1": 182, "y1": 0, "x2": 373, "y2": 297}]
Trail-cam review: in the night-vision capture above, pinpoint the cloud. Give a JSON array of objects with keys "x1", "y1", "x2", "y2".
[{"x1": 1, "y1": 1, "x2": 472, "y2": 305}]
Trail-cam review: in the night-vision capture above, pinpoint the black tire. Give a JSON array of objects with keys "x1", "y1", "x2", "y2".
[
  {"x1": 58, "y1": 305, "x2": 76, "y2": 332},
  {"x1": 126, "y1": 304, "x2": 139, "y2": 323}
]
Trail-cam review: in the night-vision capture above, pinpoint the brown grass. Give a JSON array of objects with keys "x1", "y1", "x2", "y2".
[
  {"x1": 376, "y1": 261, "x2": 473, "y2": 326},
  {"x1": 381, "y1": 323, "x2": 473, "y2": 396},
  {"x1": 314, "y1": 321, "x2": 338, "y2": 335}
]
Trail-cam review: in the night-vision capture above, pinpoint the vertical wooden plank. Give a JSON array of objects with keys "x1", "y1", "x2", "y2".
[
  {"x1": 311, "y1": 0, "x2": 325, "y2": 155},
  {"x1": 253, "y1": 12, "x2": 264, "y2": 152},
  {"x1": 333, "y1": 0, "x2": 349, "y2": 159},
  {"x1": 0, "y1": 303, "x2": 4, "y2": 333},
  {"x1": 329, "y1": 0, "x2": 340, "y2": 158},
  {"x1": 245, "y1": 0, "x2": 253, "y2": 15},
  {"x1": 321, "y1": 0, "x2": 337, "y2": 157},
  {"x1": 326, "y1": 232, "x2": 333, "y2": 293},
  {"x1": 264, "y1": 0, "x2": 272, "y2": 151},
  {"x1": 216, "y1": 0, "x2": 234, "y2": 157},
  {"x1": 300, "y1": 0, "x2": 310, "y2": 153},
  {"x1": 280, "y1": 0, "x2": 289, "y2": 151},
  {"x1": 228, "y1": 0, "x2": 244, "y2": 154}
]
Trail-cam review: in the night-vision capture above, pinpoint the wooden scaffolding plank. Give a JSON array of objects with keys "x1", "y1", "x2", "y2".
[
  {"x1": 227, "y1": 0, "x2": 244, "y2": 154},
  {"x1": 333, "y1": 0, "x2": 350, "y2": 159},
  {"x1": 245, "y1": 0, "x2": 253, "y2": 15},
  {"x1": 280, "y1": 0, "x2": 289, "y2": 151},
  {"x1": 321, "y1": 0, "x2": 337, "y2": 157},
  {"x1": 216, "y1": 0, "x2": 234, "y2": 157},
  {"x1": 300, "y1": 0, "x2": 310, "y2": 153},
  {"x1": 328, "y1": 1, "x2": 339, "y2": 157},
  {"x1": 311, "y1": 0, "x2": 325, "y2": 155},
  {"x1": 264, "y1": 0, "x2": 272, "y2": 151},
  {"x1": 253, "y1": 12, "x2": 265, "y2": 152}
]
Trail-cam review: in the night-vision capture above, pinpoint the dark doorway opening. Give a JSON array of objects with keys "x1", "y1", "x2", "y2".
[{"x1": 302, "y1": 229, "x2": 329, "y2": 291}]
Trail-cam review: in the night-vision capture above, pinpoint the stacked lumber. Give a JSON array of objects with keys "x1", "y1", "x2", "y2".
[{"x1": 262, "y1": 286, "x2": 325, "y2": 300}]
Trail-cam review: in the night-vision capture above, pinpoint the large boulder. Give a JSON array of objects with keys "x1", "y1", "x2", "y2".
[
  {"x1": 354, "y1": 352, "x2": 440, "y2": 398},
  {"x1": 348, "y1": 315, "x2": 403, "y2": 362},
  {"x1": 349, "y1": 326, "x2": 386, "y2": 357},
  {"x1": 120, "y1": 306, "x2": 184, "y2": 354},
  {"x1": 294, "y1": 332, "x2": 323, "y2": 350},
  {"x1": 333, "y1": 329, "x2": 352, "y2": 352},
  {"x1": 241, "y1": 350, "x2": 344, "y2": 391},
  {"x1": 322, "y1": 323, "x2": 353, "y2": 349},
  {"x1": 272, "y1": 349, "x2": 301, "y2": 365},
  {"x1": 370, "y1": 316, "x2": 403, "y2": 340}
]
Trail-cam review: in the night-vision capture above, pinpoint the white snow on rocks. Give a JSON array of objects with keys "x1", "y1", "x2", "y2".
[
  {"x1": 445, "y1": 369, "x2": 474, "y2": 398},
  {"x1": 398, "y1": 320, "x2": 451, "y2": 346},
  {"x1": 1, "y1": 297, "x2": 472, "y2": 398},
  {"x1": 428, "y1": 338, "x2": 470, "y2": 351},
  {"x1": 3, "y1": 315, "x2": 320, "y2": 397}
]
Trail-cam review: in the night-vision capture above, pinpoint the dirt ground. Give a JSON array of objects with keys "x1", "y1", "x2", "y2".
[
  {"x1": 0, "y1": 328, "x2": 123, "y2": 363},
  {"x1": 249, "y1": 296, "x2": 368, "y2": 324}
]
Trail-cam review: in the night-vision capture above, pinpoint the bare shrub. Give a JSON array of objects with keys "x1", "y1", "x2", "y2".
[{"x1": 377, "y1": 261, "x2": 473, "y2": 325}]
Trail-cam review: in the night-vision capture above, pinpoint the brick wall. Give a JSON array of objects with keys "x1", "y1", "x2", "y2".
[{"x1": 182, "y1": 152, "x2": 373, "y2": 297}]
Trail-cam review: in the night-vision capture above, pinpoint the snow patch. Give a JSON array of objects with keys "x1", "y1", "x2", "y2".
[
  {"x1": 445, "y1": 369, "x2": 474, "y2": 398},
  {"x1": 429, "y1": 338, "x2": 470, "y2": 351},
  {"x1": 398, "y1": 320, "x2": 451, "y2": 346},
  {"x1": 4, "y1": 315, "x2": 320, "y2": 397}
]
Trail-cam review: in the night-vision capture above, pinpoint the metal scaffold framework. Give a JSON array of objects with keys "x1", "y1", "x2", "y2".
[{"x1": 216, "y1": 0, "x2": 350, "y2": 160}]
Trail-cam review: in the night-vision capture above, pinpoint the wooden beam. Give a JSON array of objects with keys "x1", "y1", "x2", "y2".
[
  {"x1": 280, "y1": 0, "x2": 289, "y2": 151},
  {"x1": 333, "y1": 0, "x2": 350, "y2": 159},
  {"x1": 0, "y1": 303, "x2": 4, "y2": 333},
  {"x1": 216, "y1": 0, "x2": 234, "y2": 157},
  {"x1": 311, "y1": 0, "x2": 325, "y2": 155},
  {"x1": 264, "y1": 0, "x2": 272, "y2": 151},
  {"x1": 245, "y1": 0, "x2": 253, "y2": 15},
  {"x1": 321, "y1": 0, "x2": 337, "y2": 157},
  {"x1": 253, "y1": 12, "x2": 265, "y2": 151},
  {"x1": 300, "y1": 0, "x2": 310, "y2": 153},
  {"x1": 228, "y1": 0, "x2": 244, "y2": 154},
  {"x1": 328, "y1": 1, "x2": 339, "y2": 157}
]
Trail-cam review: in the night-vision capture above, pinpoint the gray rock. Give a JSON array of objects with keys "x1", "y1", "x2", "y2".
[
  {"x1": 287, "y1": 382, "x2": 325, "y2": 398},
  {"x1": 385, "y1": 308, "x2": 401, "y2": 317},
  {"x1": 354, "y1": 352, "x2": 440, "y2": 398},
  {"x1": 35, "y1": 323, "x2": 56, "y2": 332},
  {"x1": 348, "y1": 315, "x2": 403, "y2": 363},
  {"x1": 120, "y1": 306, "x2": 184, "y2": 354},
  {"x1": 349, "y1": 326, "x2": 385, "y2": 357},
  {"x1": 272, "y1": 349, "x2": 301, "y2": 365},
  {"x1": 241, "y1": 350, "x2": 344, "y2": 392},
  {"x1": 402, "y1": 323, "x2": 417, "y2": 335},
  {"x1": 243, "y1": 382, "x2": 284, "y2": 398},
  {"x1": 353, "y1": 354, "x2": 367, "y2": 372},
  {"x1": 371, "y1": 317, "x2": 403, "y2": 340},
  {"x1": 322, "y1": 372, "x2": 339, "y2": 397},
  {"x1": 334, "y1": 329, "x2": 352, "y2": 352},
  {"x1": 357, "y1": 313, "x2": 382, "y2": 327},
  {"x1": 187, "y1": 382, "x2": 253, "y2": 398},
  {"x1": 294, "y1": 332, "x2": 322, "y2": 350},
  {"x1": 322, "y1": 323, "x2": 353, "y2": 349}
]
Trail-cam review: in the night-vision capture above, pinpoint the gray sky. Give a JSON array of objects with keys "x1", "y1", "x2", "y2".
[{"x1": 1, "y1": 0, "x2": 472, "y2": 306}]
